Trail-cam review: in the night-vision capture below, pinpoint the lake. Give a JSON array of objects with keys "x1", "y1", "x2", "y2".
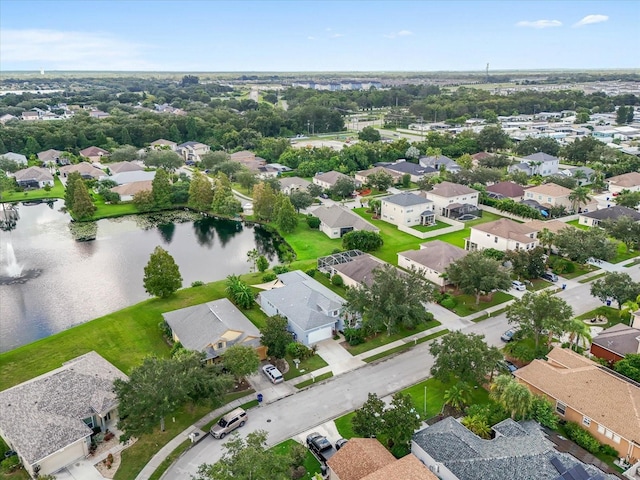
[{"x1": 0, "y1": 202, "x2": 280, "y2": 352}]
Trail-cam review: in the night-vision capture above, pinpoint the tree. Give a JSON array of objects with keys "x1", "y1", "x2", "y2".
[
  {"x1": 514, "y1": 137, "x2": 560, "y2": 157},
  {"x1": 341, "y1": 230, "x2": 383, "y2": 252},
  {"x1": 590, "y1": 272, "x2": 640, "y2": 310},
  {"x1": 289, "y1": 190, "x2": 313, "y2": 213},
  {"x1": 144, "y1": 149, "x2": 183, "y2": 171},
  {"x1": 275, "y1": 195, "x2": 298, "y2": 233},
  {"x1": 109, "y1": 145, "x2": 139, "y2": 162},
  {"x1": 352, "y1": 393, "x2": 386, "y2": 438},
  {"x1": 504, "y1": 247, "x2": 546, "y2": 280},
  {"x1": 614, "y1": 353, "x2": 640, "y2": 383},
  {"x1": 601, "y1": 215, "x2": 640, "y2": 252},
  {"x1": 143, "y1": 246, "x2": 182, "y2": 298},
  {"x1": 200, "y1": 151, "x2": 230, "y2": 170},
  {"x1": 236, "y1": 169, "x2": 257, "y2": 193},
  {"x1": 461, "y1": 414, "x2": 492, "y2": 438},
  {"x1": 616, "y1": 105, "x2": 631, "y2": 125},
  {"x1": 531, "y1": 396, "x2": 559, "y2": 429},
  {"x1": 405, "y1": 145, "x2": 420, "y2": 159},
  {"x1": 188, "y1": 170, "x2": 214, "y2": 211},
  {"x1": 307, "y1": 183, "x2": 323, "y2": 198},
  {"x1": 614, "y1": 190, "x2": 640, "y2": 209},
  {"x1": 537, "y1": 228, "x2": 555, "y2": 259},
  {"x1": 115, "y1": 353, "x2": 232, "y2": 437},
  {"x1": 133, "y1": 190, "x2": 155, "y2": 212},
  {"x1": 490, "y1": 374, "x2": 533, "y2": 420},
  {"x1": 457, "y1": 153, "x2": 473, "y2": 170},
  {"x1": 382, "y1": 392, "x2": 421, "y2": 449},
  {"x1": 429, "y1": 331, "x2": 502, "y2": 386},
  {"x1": 568, "y1": 186, "x2": 591, "y2": 213},
  {"x1": 358, "y1": 126, "x2": 381, "y2": 142},
  {"x1": 445, "y1": 251, "x2": 512, "y2": 305},
  {"x1": 367, "y1": 170, "x2": 394, "y2": 191},
  {"x1": 252, "y1": 182, "x2": 277, "y2": 221},
  {"x1": 71, "y1": 177, "x2": 96, "y2": 219},
  {"x1": 506, "y1": 291, "x2": 573, "y2": 350},
  {"x1": 346, "y1": 264, "x2": 435, "y2": 336},
  {"x1": 443, "y1": 381, "x2": 473, "y2": 411},
  {"x1": 563, "y1": 318, "x2": 592, "y2": 351},
  {"x1": 225, "y1": 274, "x2": 254, "y2": 309},
  {"x1": 64, "y1": 171, "x2": 82, "y2": 210},
  {"x1": 554, "y1": 227, "x2": 617, "y2": 264},
  {"x1": 477, "y1": 125, "x2": 510, "y2": 152},
  {"x1": 152, "y1": 168, "x2": 173, "y2": 209},
  {"x1": 261, "y1": 315, "x2": 293, "y2": 359},
  {"x1": 256, "y1": 255, "x2": 269, "y2": 273},
  {"x1": 222, "y1": 345, "x2": 260, "y2": 380},
  {"x1": 24, "y1": 136, "x2": 41, "y2": 155},
  {"x1": 330, "y1": 176, "x2": 356, "y2": 199}
]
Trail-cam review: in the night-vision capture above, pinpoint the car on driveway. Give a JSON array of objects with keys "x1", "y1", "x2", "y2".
[
  {"x1": 497, "y1": 359, "x2": 518, "y2": 375},
  {"x1": 307, "y1": 432, "x2": 337, "y2": 462},
  {"x1": 511, "y1": 280, "x2": 526, "y2": 291},
  {"x1": 501, "y1": 329, "x2": 516, "y2": 342},
  {"x1": 262, "y1": 364, "x2": 284, "y2": 384},
  {"x1": 335, "y1": 438, "x2": 348, "y2": 450},
  {"x1": 541, "y1": 271, "x2": 558, "y2": 282}
]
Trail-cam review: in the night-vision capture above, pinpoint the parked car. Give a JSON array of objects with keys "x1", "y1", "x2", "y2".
[
  {"x1": 541, "y1": 271, "x2": 558, "y2": 282},
  {"x1": 262, "y1": 363, "x2": 284, "y2": 384},
  {"x1": 335, "y1": 438, "x2": 348, "y2": 450},
  {"x1": 501, "y1": 329, "x2": 516, "y2": 342},
  {"x1": 320, "y1": 193, "x2": 329, "y2": 199},
  {"x1": 3, "y1": 450, "x2": 16, "y2": 459},
  {"x1": 511, "y1": 280, "x2": 526, "y2": 291},
  {"x1": 498, "y1": 359, "x2": 518, "y2": 374},
  {"x1": 210, "y1": 407, "x2": 247, "y2": 439},
  {"x1": 307, "y1": 432, "x2": 337, "y2": 462}
]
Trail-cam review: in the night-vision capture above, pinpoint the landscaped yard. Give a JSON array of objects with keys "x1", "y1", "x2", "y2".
[
  {"x1": 566, "y1": 219, "x2": 590, "y2": 231},
  {"x1": 527, "y1": 278, "x2": 552, "y2": 291},
  {"x1": 272, "y1": 439, "x2": 322, "y2": 479},
  {"x1": 411, "y1": 220, "x2": 450, "y2": 233},
  {"x1": 446, "y1": 291, "x2": 514, "y2": 317},
  {"x1": 344, "y1": 319, "x2": 441, "y2": 355},
  {"x1": 422, "y1": 211, "x2": 506, "y2": 249},
  {"x1": 91, "y1": 196, "x2": 141, "y2": 219},
  {"x1": 575, "y1": 306, "x2": 627, "y2": 328},
  {"x1": 610, "y1": 241, "x2": 639, "y2": 264},
  {"x1": 283, "y1": 353, "x2": 328, "y2": 381},
  {"x1": 278, "y1": 215, "x2": 342, "y2": 261},
  {"x1": 0, "y1": 176, "x2": 66, "y2": 203}
]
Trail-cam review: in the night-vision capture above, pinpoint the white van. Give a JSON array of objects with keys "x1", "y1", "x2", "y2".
[{"x1": 210, "y1": 408, "x2": 247, "y2": 439}]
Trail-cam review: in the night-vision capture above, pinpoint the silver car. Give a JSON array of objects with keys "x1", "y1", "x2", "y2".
[{"x1": 262, "y1": 364, "x2": 284, "y2": 384}]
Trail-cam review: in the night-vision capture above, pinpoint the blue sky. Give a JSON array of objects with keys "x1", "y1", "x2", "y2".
[{"x1": 1, "y1": 0, "x2": 638, "y2": 72}]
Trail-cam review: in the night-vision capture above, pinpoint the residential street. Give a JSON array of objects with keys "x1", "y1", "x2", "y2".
[{"x1": 161, "y1": 264, "x2": 639, "y2": 479}]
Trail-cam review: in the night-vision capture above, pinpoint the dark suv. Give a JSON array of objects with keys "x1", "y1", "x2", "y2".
[{"x1": 306, "y1": 432, "x2": 336, "y2": 462}]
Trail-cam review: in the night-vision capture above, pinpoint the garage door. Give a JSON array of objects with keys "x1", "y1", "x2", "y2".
[{"x1": 307, "y1": 325, "x2": 333, "y2": 344}]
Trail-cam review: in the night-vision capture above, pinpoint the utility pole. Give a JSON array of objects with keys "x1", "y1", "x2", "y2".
[{"x1": 485, "y1": 62, "x2": 489, "y2": 83}]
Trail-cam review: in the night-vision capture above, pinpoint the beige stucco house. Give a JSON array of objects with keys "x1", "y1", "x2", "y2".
[
  {"x1": 380, "y1": 192, "x2": 435, "y2": 227},
  {"x1": 466, "y1": 218, "x2": 539, "y2": 252},
  {"x1": 79, "y1": 146, "x2": 110, "y2": 163},
  {"x1": 421, "y1": 181, "x2": 479, "y2": 218},
  {"x1": 398, "y1": 240, "x2": 468, "y2": 287},
  {"x1": 312, "y1": 205, "x2": 379, "y2": 239},
  {"x1": 607, "y1": 172, "x2": 640, "y2": 194}
]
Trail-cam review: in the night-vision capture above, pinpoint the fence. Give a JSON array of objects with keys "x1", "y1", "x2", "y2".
[{"x1": 397, "y1": 216, "x2": 464, "y2": 240}]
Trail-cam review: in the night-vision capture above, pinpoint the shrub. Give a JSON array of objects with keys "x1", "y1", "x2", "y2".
[
  {"x1": 262, "y1": 272, "x2": 277, "y2": 282},
  {"x1": 306, "y1": 215, "x2": 321, "y2": 229},
  {"x1": 553, "y1": 259, "x2": 575, "y2": 274},
  {"x1": 286, "y1": 342, "x2": 313, "y2": 360},
  {"x1": 600, "y1": 444, "x2": 619, "y2": 457},
  {"x1": 170, "y1": 341, "x2": 185, "y2": 358},
  {"x1": 43, "y1": 184, "x2": 52, "y2": 192},
  {"x1": 305, "y1": 268, "x2": 317, "y2": 278},
  {"x1": 563, "y1": 422, "x2": 601, "y2": 454},
  {"x1": 0, "y1": 456, "x2": 20, "y2": 474},
  {"x1": 331, "y1": 274, "x2": 344, "y2": 287},
  {"x1": 344, "y1": 327, "x2": 365, "y2": 346},
  {"x1": 342, "y1": 230, "x2": 384, "y2": 252},
  {"x1": 191, "y1": 280, "x2": 204, "y2": 287},
  {"x1": 440, "y1": 297, "x2": 457, "y2": 309},
  {"x1": 273, "y1": 265, "x2": 289, "y2": 274}
]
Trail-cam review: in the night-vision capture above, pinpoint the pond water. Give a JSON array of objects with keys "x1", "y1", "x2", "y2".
[{"x1": 0, "y1": 202, "x2": 279, "y2": 352}]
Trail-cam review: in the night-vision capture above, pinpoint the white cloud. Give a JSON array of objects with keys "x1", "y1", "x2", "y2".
[
  {"x1": 0, "y1": 29, "x2": 156, "y2": 70},
  {"x1": 330, "y1": 33, "x2": 344, "y2": 38},
  {"x1": 308, "y1": 36, "x2": 317, "y2": 40},
  {"x1": 516, "y1": 19, "x2": 563, "y2": 29},
  {"x1": 384, "y1": 29, "x2": 413, "y2": 39},
  {"x1": 573, "y1": 14, "x2": 609, "y2": 27}
]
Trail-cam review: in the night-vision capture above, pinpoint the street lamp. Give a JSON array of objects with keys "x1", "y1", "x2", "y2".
[{"x1": 307, "y1": 120, "x2": 310, "y2": 135}]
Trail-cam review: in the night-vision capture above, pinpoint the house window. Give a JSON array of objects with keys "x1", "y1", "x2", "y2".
[
  {"x1": 605, "y1": 429, "x2": 613, "y2": 439},
  {"x1": 582, "y1": 416, "x2": 591, "y2": 427},
  {"x1": 597, "y1": 425, "x2": 605, "y2": 434},
  {"x1": 83, "y1": 417, "x2": 95, "y2": 428},
  {"x1": 494, "y1": 236, "x2": 498, "y2": 243},
  {"x1": 613, "y1": 434, "x2": 620, "y2": 444},
  {"x1": 515, "y1": 243, "x2": 520, "y2": 249},
  {"x1": 556, "y1": 401, "x2": 566, "y2": 416},
  {"x1": 217, "y1": 342, "x2": 224, "y2": 349}
]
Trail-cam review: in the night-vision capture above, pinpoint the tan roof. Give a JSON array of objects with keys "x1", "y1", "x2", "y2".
[
  {"x1": 327, "y1": 438, "x2": 395, "y2": 480},
  {"x1": 108, "y1": 161, "x2": 144, "y2": 175},
  {"x1": 59, "y1": 162, "x2": 104, "y2": 178},
  {"x1": 607, "y1": 172, "x2": 640, "y2": 188},
  {"x1": 428, "y1": 181, "x2": 476, "y2": 198},
  {"x1": 110, "y1": 180, "x2": 152, "y2": 196},
  {"x1": 514, "y1": 347, "x2": 640, "y2": 443},
  {"x1": 399, "y1": 240, "x2": 468, "y2": 273},
  {"x1": 356, "y1": 166, "x2": 403, "y2": 180},
  {"x1": 362, "y1": 454, "x2": 438, "y2": 480},
  {"x1": 150, "y1": 139, "x2": 177, "y2": 147},
  {"x1": 472, "y1": 218, "x2": 538, "y2": 244},
  {"x1": 37, "y1": 149, "x2": 62, "y2": 162},
  {"x1": 79, "y1": 146, "x2": 109, "y2": 157},
  {"x1": 525, "y1": 183, "x2": 572, "y2": 198},
  {"x1": 525, "y1": 219, "x2": 575, "y2": 235}
]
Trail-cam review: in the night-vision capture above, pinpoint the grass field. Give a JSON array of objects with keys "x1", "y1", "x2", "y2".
[
  {"x1": 411, "y1": 220, "x2": 450, "y2": 233},
  {"x1": 345, "y1": 320, "x2": 441, "y2": 355},
  {"x1": 92, "y1": 196, "x2": 140, "y2": 219},
  {"x1": 424, "y1": 211, "x2": 505, "y2": 249},
  {"x1": 294, "y1": 372, "x2": 334, "y2": 389},
  {"x1": 363, "y1": 329, "x2": 449, "y2": 363},
  {"x1": 279, "y1": 216, "x2": 342, "y2": 261},
  {"x1": 610, "y1": 242, "x2": 639, "y2": 264},
  {"x1": 272, "y1": 439, "x2": 322, "y2": 479},
  {"x1": 565, "y1": 219, "x2": 590, "y2": 231},
  {"x1": 1, "y1": 176, "x2": 65, "y2": 203},
  {"x1": 449, "y1": 291, "x2": 514, "y2": 317},
  {"x1": 575, "y1": 306, "x2": 626, "y2": 328},
  {"x1": 283, "y1": 354, "x2": 328, "y2": 381}
]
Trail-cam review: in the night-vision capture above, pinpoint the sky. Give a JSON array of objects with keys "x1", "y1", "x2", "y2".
[{"x1": 1, "y1": 0, "x2": 639, "y2": 72}]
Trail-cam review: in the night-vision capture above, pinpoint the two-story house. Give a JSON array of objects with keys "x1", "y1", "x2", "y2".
[
  {"x1": 150, "y1": 139, "x2": 178, "y2": 151},
  {"x1": 466, "y1": 218, "x2": 539, "y2": 252},
  {"x1": 380, "y1": 192, "x2": 435, "y2": 228},
  {"x1": 509, "y1": 152, "x2": 560, "y2": 177},
  {"x1": 421, "y1": 181, "x2": 479, "y2": 219},
  {"x1": 523, "y1": 183, "x2": 574, "y2": 211},
  {"x1": 606, "y1": 172, "x2": 640, "y2": 194},
  {"x1": 177, "y1": 141, "x2": 210, "y2": 163}
]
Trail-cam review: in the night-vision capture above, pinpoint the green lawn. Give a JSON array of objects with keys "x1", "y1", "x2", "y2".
[
  {"x1": 528, "y1": 278, "x2": 552, "y2": 291},
  {"x1": 566, "y1": 219, "x2": 590, "y2": 231},
  {"x1": 283, "y1": 354, "x2": 328, "y2": 381},
  {"x1": 575, "y1": 306, "x2": 627, "y2": 328},
  {"x1": 91, "y1": 196, "x2": 141, "y2": 219},
  {"x1": 448, "y1": 291, "x2": 514, "y2": 317},
  {"x1": 279, "y1": 216, "x2": 342, "y2": 261},
  {"x1": 294, "y1": 372, "x2": 333, "y2": 389},
  {"x1": 422, "y1": 211, "x2": 506, "y2": 249},
  {"x1": 0, "y1": 176, "x2": 65, "y2": 203},
  {"x1": 334, "y1": 412, "x2": 357, "y2": 439},
  {"x1": 411, "y1": 220, "x2": 450, "y2": 233},
  {"x1": 345, "y1": 320, "x2": 441, "y2": 355},
  {"x1": 556, "y1": 262, "x2": 599, "y2": 279},
  {"x1": 610, "y1": 242, "x2": 639, "y2": 264},
  {"x1": 272, "y1": 439, "x2": 322, "y2": 479},
  {"x1": 578, "y1": 272, "x2": 607, "y2": 284},
  {"x1": 363, "y1": 330, "x2": 449, "y2": 363}
]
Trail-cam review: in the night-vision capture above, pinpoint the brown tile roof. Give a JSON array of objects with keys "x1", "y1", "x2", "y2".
[
  {"x1": 332, "y1": 254, "x2": 387, "y2": 287},
  {"x1": 525, "y1": 183, "x2": 572, "y2": 198},
  {"x1": 356, "y1": 166, "x2": 403, "y2": 181},
  {"x1": 472, "y1": 218, "x2": 538, "y2": 244},
  {"x1": 607, "y1": 172, "x2": 640, "y2": 188},
  {"x1": 399, "y1": 240, "x2": 468, "y2": 273},
  {"x1": 429, "y1": 181, "x2": 476, "y2": 198},
  {"x1": 108, "y1": 161, "x2": 144, "y2": 175},
  {"x1": 79, "y1": 146, "x2": 109, "y2": 157},
  {"x1": 327, "y1": 438, "x2": 395, "y2": 480},
  {"x1": 110, "y1": 180, "x2": 152, "y2": 196},
  {"x1": 486, "y1": 181, "x2": 525, "y2": 198},
  {"x1": 514, "y1": 347, "x2": 640, "y2": 443},
  {"x1": 525, "y1": 219, "x2": 575, "y2": 235},
  {"x1": 362, "y1": 454, "x2": 439, "y2": 480},
  {"x1": 59, "y1": 162, "x2": 104, "y2": 178}
]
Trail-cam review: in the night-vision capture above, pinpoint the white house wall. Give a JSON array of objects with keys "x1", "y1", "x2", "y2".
[
  {"x1": 397, "y1": 255, "x2": 445, "y2": 287},
  {"x1": 33, "y1": 436, "x2": 89, "y2": 477}
]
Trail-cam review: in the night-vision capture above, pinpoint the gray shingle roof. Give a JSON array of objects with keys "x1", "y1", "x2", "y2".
[
  {"x1": 523, "y1": 152, "x2": 559, "y2": 163},
  {"x1": 313, "y1": 205, "x2": 379, "y2": 232},
  {"x1": 412, "y1": 417, "x2": 616, "y2": 480},
  {"x1": 591, "y1": 324, "x2": 640, "y2": 357},
  {"x1": 259, "y1": 271, "x2": 345, "y2": 331},
  {"x1": 14, "y1": 166, "x2": 53, "y2": 183},
  {"x1": 332, "y1": 254, "x2": 387, "y2": 287},
  {"x1": 383, "y1": 192, "x2": 432, "y2": 207},
  {"x1": 0, "y1": 352, "x2": 127, "y2": 466},
  {"x1": 399, "y1": 240, "x2": 468, "y2": 273},
  {"x1": 580, "y1": 206, "x2": 640, "y2": 221}
]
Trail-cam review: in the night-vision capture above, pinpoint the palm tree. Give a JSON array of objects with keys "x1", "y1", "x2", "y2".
[
  {"x1": 563, "y1": 318, "x2": 593, "y2": 351},
  {"x1": 461, "y1": 414, "x2": 492, "y2": 439},
  {"x1": 491, "y1": 374, "x2": 533, "y2": 420},
  {"x1": 443, "y1": 382, "x2": 472, "y2": 411},
  {"x1": 538, "y1": 228, "x2": 555, "y2": 259},
  {"x1": 569, "y1": 186, "x2": 591, "y2": 213},
  {"x1": 572, "y1": 169, "x2": 587, "y2": 186}
]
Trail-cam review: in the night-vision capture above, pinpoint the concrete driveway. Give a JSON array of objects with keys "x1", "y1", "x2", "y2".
[{"x1": 314, "y1": 338, "x2": 365, "y2": 375}]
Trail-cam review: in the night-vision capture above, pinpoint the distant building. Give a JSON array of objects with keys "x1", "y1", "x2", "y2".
[
  {"x1": 13, "y1": 166, "x2": 54, "y2": 188},
  {"x1": 0, "y1": 152, "x2": 28, "y2": 166},
  {"x1": 79, "y1": 146, "x2": 110, "y2": 163}
]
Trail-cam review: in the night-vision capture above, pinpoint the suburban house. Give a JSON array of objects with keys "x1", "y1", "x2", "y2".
[
  {"x1": 110, "y1": 180, "x2": 153, "y2": 201},
  {"x1": 312, "y1": 205, "x2": 379, "y2": 239},
  {"x1": 607, "y1": 172, "x2": 640, "y2": 194},
  {"x1": 466, "y1": 218, "x2": 539, "y2": 252},
  {"x1": 590, "y1": 324, "x2": 640, "y2": 364},
  {"x1": 279, "y1": 176, "x2": 312, "y2": 195},
  {"x1": 327, "y1": 438, "x2": 437, "y2": 480},
  {"x1": 258, "y1": 270, "x2": 346, "y2": 345},
  {"x1": 412, "y1": 416, "x2": 617, "y2": 480},
  {"x1": 229, "y1": 150, "x2": 267, "y2": 173},
  {"x1": 421, "y1": 182, "x2": 479, "y2": 219},
  {"x1": 523, "y1": 183, "x2": 577, "y2": 211},
  {"x1": 514, "y1": 347, "x2": 640, "y2": 461},
  {"x1": 354, "y1": 166, "x2": 403, "y2": 186},
  {"x1": 313, "y1": 171, "x2": 357, "y2": 190},
  {"x1": 398, "y1": 240, "x2": 468, "y2": 287},
  {"x1": 0, "y1": 352, "x2": 127, "y2": 478},
  {"x1": 79, "y1": 146, "x2": 110, "y2": 163},
  {"x1": 0, "y1": 152, "x2": 28, "y2": 166},
  {"x1": 0, "y1": 113, "x2": 18, "y2": 124},
  {"x1": 418, "y1": 154, "x2": 461, "y2": 173},
  {"x1": 380, "y1": 192, "x2": 435, "y2": 227},
  {"x1": 382, "y1": 159, "x2": 436, "y2": 182},
  {"x1": 579, "y1": 205, "x2": 640, "y2": 227},
  {"x1": 21, "y1": 111, "x2": 39, "y2": 121},
  {"x1": 177, "y1": 141, "x2": 210, "y2": 163},
  {"x1": 162, "y1": 298, "x2": 266, "y2": 362},
  {"x1": 111, "y1": 170, "x2": 156, "y2": 185},
  {"x1": 559, "y1": 166, "x2": 594, "y2": 186},
  {"x1": 524, "y1": 219, "x2": 574, "y2": 236},
  {"x1": 150, "y1": 139, "x2": 178, "y2": 151},
  {"x1": 13, "y1": 166, "x2": 54, "y2": 188},
  {"x1": 107, "y1": 161, "x2": 144, "y2": 175},
  {"x1": 509, "y1": 152, "x2": 560, "y2": 177},
  {"x1": 485, "y1": 181, "x2": 525, "y2": 201},
  {"x1": 471, "y1": 151, "x2": 493, "y2": 167},
  {"x1": 318, "y1": 251, "x2": 387, "y2": 288},
  {"x1": 37, "y1": 149, "x2": 67, "y2": 166},
  {"x1": 59, "y1": 163, "x2": 105, "y2": 181}
]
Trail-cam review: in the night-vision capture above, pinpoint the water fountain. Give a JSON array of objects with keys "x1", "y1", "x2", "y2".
[
  {"x1": 1, "y1": 242, "x2": 41, "y2": 285},
  {"x1": 5, "y1": 243, "x2": 22, "y2": 277}
]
